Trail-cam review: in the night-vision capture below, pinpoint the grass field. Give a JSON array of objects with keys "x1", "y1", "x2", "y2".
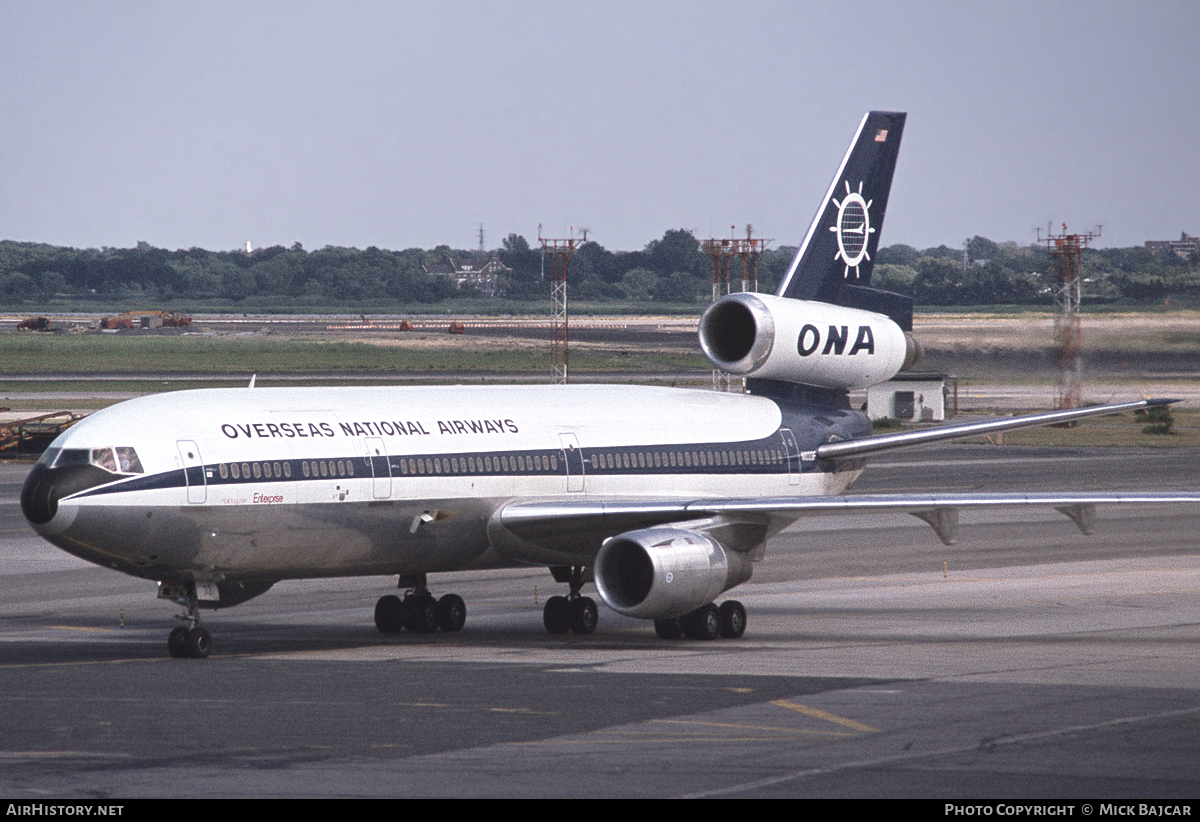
[
  {"x1": 0, "y1": 334, "x2": 707, "y2": 375},
  {"x1": 938, "y1": 408, "x2": 1200, "y2": 448}
]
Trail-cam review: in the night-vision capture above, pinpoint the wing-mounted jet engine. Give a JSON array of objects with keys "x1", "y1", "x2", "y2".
[{"x1": 594, "y1": 524, "x2": 753, "y2": 640}]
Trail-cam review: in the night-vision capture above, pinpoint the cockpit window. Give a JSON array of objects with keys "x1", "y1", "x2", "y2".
[
  {"x1": 54, "y1": 449, "x2": 91, "y2": 468},
  {"x1": 92, "y1": 448, "x2": 117, "y2": 472},
  {"x1": 50, "y1": 446, "x2": 144, "y2": 474},
  {"x1": 116, "y1": 447, "x2": 143, "y2": 474}
]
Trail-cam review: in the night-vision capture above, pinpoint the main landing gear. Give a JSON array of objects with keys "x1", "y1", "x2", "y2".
[
  {"x1": 543, "y1": 565, "x2": 598, "y2": 635},
  {"x1": 654, "y1": 600, "x2": 747, "y2": 641},
  {"x1": 374, "y1": 573, "x2": 466, "y2": 635},
  {"x1": 162, "y1": 583, "x2": 212, "y2": 659}
]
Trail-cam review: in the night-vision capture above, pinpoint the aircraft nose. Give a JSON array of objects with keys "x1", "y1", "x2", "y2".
[{"x1": 21, "y1": 462, "x2": 113, "y2": 526}]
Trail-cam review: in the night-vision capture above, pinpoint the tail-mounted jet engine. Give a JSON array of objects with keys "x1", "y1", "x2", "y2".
[
  {"x1": 699, "y1": 292, "x2": 921, "y2": 390},
  {"x1": 593, "y1": 527, "x2": 753, "y2": 620}
]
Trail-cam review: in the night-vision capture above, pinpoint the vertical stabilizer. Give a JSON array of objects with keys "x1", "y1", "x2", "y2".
[{"x1": 777, "y1": 111, "x2": 907, "y2": 322}]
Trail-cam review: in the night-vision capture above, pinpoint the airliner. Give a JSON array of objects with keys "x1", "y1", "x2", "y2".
[{"x1": 20, "y1": 111, "x2": 1197, "y2": 658}]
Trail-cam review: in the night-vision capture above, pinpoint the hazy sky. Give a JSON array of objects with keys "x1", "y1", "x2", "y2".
[{"x1": 2, "y1": 1, "x2": 1196, "y2": 253}]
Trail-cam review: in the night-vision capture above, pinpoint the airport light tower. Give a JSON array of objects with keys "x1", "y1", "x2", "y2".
[
  {"x1": 1039, "y1": 223, "x2": 1098, "y2": 410},
  {"x1": 540, "y1": 232, "x2": 585, "y2": 385}
]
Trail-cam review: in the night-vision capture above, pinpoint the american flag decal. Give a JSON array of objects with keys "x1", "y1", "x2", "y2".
[{"x1": 874, "y1": 129, "x2": 888, "y2": 142}]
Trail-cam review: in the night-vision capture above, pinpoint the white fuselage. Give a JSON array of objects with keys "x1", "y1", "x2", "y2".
[{"x1": 27, "y1": 383, "x2": 866, "y2": 585}]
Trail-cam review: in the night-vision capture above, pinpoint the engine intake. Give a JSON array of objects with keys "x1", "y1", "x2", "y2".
[{"x1": 594, "y1": 527, "x2": 752, "y2": 620}]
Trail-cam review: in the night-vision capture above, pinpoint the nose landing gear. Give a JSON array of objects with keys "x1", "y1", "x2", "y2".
[
  {"x1": 543, "y1": 565, "x2": 598, "y2": 635},
  {"x1": 160, "y1": 582, "x2": 212, "y2": 659}
]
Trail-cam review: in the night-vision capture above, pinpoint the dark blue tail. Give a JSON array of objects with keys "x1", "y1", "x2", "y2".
[{"x1": 776, "y1": 111, "x2": 910, "y2": 330}]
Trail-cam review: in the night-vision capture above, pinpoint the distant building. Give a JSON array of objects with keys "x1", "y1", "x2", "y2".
[
  {"x1": 866, "y1": 372, "x2": 955, "y2": 422},
  {"x1": 423, "y1": 255, "x2": 511, "y2": 296},
  {"x1": 1145, "y1": 232, "x2": 1199, "y2": 259}
]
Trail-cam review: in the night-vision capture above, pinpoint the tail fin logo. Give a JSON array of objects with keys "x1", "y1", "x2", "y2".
[{"x1": 830, "y1": 180, "x2": 875, "y2": 279}]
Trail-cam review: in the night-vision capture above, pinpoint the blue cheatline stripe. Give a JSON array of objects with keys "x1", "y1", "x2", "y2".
[{"x1": 67, "y1": 433, "x2": 820, "y2": 501}]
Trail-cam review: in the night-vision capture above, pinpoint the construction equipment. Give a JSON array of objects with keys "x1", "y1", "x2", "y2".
[{"x1": 0, "y1": 411, "x2": 87, "y2": 458}]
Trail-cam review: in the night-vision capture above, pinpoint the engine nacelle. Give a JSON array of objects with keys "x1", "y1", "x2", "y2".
[
  {"x1": 594, "y1": 527, "x2": 753, "y2": 620},
  {"x1": 699, "y1": 292, "x2": 919, "y2": 390}
]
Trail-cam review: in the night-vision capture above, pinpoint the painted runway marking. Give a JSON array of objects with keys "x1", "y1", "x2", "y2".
[{"x1": 770, "y1": 699, "x2": 881, "y2": 732}]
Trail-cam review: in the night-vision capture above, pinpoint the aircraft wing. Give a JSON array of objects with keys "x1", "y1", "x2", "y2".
[
  {"x1": 814, "y1": 398, "x2": 1174, "y2": 461},
  {"x1": 498, "y1": 397, "x2": 1195, "y2": 557},
  {"x1": 497, "y1": 490, "x2": 1200, "y2": 557}
]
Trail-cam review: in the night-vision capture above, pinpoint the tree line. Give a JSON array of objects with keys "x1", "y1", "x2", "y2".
[{"x1": 0, "y1": 231, "x2": 1196, "y2": 308}]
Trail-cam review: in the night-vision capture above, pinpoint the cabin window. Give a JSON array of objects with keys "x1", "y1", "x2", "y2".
[{"x1": 283, "y1": 462, "x2": 292, "y2": 478}]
